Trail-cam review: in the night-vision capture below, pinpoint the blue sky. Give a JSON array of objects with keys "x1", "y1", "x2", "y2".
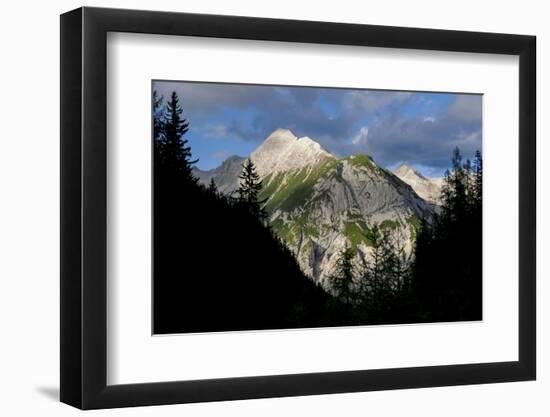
[{"x1": 153, "y1": 81, "x2": 482, "y2": 177}]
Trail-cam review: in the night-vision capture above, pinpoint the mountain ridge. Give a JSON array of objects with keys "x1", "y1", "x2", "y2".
[
  {"x1": 194, "y1": 129, "x2": 438, "y2": 290},
  {"x1": 250, "y1": 128, "x2": 333, "y2": 177},
  {"x1": 393, "y1": 163, "x2": 443, "y2": 205}
]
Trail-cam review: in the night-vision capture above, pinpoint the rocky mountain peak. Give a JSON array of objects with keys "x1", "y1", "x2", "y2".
[
  {"x1": 265, "y1": 127, "x2": 297, "y2": 142},
  {"x1": 393, "y1": 164, "x2": 442, "y2": 205},
  {"x1": 251, "y1": 129, "x2": 333, "y2": 177},
  {"x1": 194, "y1": 130, "x2": 439, "y2": 288},
  {"x1": 394, "y1": 163, "x2": 426, "y2": 180},
  {"x1": 192, "y1": 155, "x2": 246, "y2": 195}
]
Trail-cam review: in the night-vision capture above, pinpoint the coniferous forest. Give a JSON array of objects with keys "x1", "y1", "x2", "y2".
[{"x1": 153, "y1": 90, "x2": 482, "y2": 334}]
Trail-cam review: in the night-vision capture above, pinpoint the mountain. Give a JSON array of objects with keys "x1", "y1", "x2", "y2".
[
  {"x1": 393, "y1": 164, "x2": 443, "y2": 205},
  {"x1": 193, "y1": 155, "x2": 246, "y2": 195},
  {"x1": 250, "y1": 128, "x2": 332, "y2": 177},
  {"x1": 193, "y1": 128, "x2": 331, "y2": 194},
  {"x1": 195, "y1": 129, "x2": 435, "y2": 291}
]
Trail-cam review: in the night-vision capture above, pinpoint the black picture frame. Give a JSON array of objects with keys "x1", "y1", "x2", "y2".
[{"x1": 60, "y1": 6, "x2": 536, "y2": 410}]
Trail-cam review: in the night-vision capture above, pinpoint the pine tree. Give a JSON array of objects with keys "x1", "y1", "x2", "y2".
[
  {"x1": 388, "y1": 229, "x2": 412, "y2": 293},
  {"x1": 470, "y1": 149, "x2": 483, "y2": 317},
  {"x1": 159, "y1": 91, "x2": 198, "y2": 181},
  {"x1": 367, "y1": 226, "x2": 397, "y2": 294},
  {"x1": 153, "y1": 90, "x2": 164, "y2": 142},
  {"x1": 463, "y1": 158, "x2": 474, "y2": 211},
  {"x1": 237, "y1": 158, "x2": 267, "y2": 221},
  {"x1": 354, "y1": 225, "x2": 406, "y2": 321},
  {"x1": 410, "y1": 147, "x2": 483, "y2": 322},
  {"x1": 331, "y1": 247, "x2": 356, "y2": 305},
  {"x1": 473, "y1": 150, "x2": 482, "y2": 209},
  {"x1": 441, "y1": 147, "x2": 467, "y2": 223},
  {"x1": 207, "y1": 177, "x2": 218, "y2": 195}
]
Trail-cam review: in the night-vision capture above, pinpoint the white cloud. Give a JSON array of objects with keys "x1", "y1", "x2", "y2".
[
  {"x1": 201, "y1": 124, "x2": 229, "y2": 139},
  {"x1": 211, "y1": 150, "x2": 230, "y2": 160},
  {"x1": 460, "y1": 129, "x2": 482, "y2": 143},
  {"x1": 352, "y1": 127, "x2": 369, "y2": 145},
  {"x1": 423, "y1": 116, "x2": 436, "y2": 123}
]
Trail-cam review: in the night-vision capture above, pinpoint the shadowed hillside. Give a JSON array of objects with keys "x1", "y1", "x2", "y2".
[
  {"x1": 154, "y1": 168, "x2": 354, "y2": 333},
  {"x1": 153, "y1": 92, "x2": 349, "y2": 333},
  {"x1": 153, "y1": 90, "x2": 482, "y2": 333}
]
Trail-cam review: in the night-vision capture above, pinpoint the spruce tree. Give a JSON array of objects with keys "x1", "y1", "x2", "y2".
[
  {"x1": 331, "y1": 247, "x2": 356, "y2": 305},
  {"x1": 463, "y1": 158, "x2": 474, "y2": 211},
  {"x1": 473, "y1": 150, "x2": 482, "y2": 209},
  {"x1": 153, "y1": 91, "x2": 165, "y2": 176},
  {"x1": 366, "y1": 226, "x2": 397, "y2": 296},
  {"x1": 153, "y1": 90, "x2": 164, "y2": 142},
  {"x1": 207, "y1": 177, "x2": 218, "y2": 195},
  {"x1": 159, "y1": 91, "x2": 198, "y2": 181},
  {"x1": 441, "y1": 147, "x2": 467, "y2": 224},
  {"x1": 410, "y1": 146, "x2": 483, "y2": 322},
  {"x1": 354, "y1": 225, "x2": 403, "y2": 321},
  {"x1": 237, "y1": 158, "x2": 267, "y2": 221},
  {"x1": 388, "y1": 229, "x2": 412, "y2": 293}
]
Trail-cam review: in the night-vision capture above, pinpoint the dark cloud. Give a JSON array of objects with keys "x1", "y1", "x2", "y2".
[
  {"x1": 154, "y1": 82, "x2": 271, "y2": 114},
  {"x1": 342, "y1": 90, "x2": 412, "y2": 114},
  {"x1": 352, "y1": 95, "x2": 482, "y2": 169},
  {"x1": 154, "y1": 81, "x2": 411, "y2": 145},
  {"x1": 153, "y1": 81, "x2": 482, "y2": 173},
  {"x1": 447, "y1": 94, "x2": 482, "y2": 122}
]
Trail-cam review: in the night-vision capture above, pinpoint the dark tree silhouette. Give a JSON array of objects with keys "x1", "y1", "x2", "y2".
[
  {"x1": 473, "y1": 150, "x2": 483, "y2": 210},
  {"x1": 157, "y1": 91, "x2": 197, "y2": 180},
  {"x1": 152, "y1": 92, "x2": 348, "y2": 334},
  {"x1": 329, "y1": 148, "x2": 483, "y2": 325},
  {"x1": 441, "y1": 147, "x2": 468, "y2": 224},
  {"x1": 357, "y1": 226, "x2": 402, "y2": 321},
  {"x1": 207, "y1": 177, "x2": 218, "y2": 195},
  {"x1": 153, "y1": 90, "x2": 164, "y2": 141},
  {"x1": 153, "y1": 90, "x2": 165, "y2": 174},
  {"x1": 412, "y1": 147, "x2": 482, "y2": 322},
  {"x1": 237, "y1": 158, "x2": 268, "y2": 222},
  {"x1": 330, "y1": 247, "x2": 356, "y2": 305},
  {"x1": 152, "y1": 88, "x2": 482, "y2": 331}
]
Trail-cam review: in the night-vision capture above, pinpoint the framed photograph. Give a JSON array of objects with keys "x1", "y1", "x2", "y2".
[{"x1": 60, "y1": 6, "x2": 536, "y2": 409}]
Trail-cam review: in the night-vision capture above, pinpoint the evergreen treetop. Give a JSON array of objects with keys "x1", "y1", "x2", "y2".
[
  {"x1": 157, "y1": 91, "x2": 198, "y2": 181},
  {"x1": 473, "y1": 150, "x2": 483, "y2": 209},
  {"x1": 331, "y1": 247, "x2": 356, "y2": 305},
  {"x1": 237, "y1": 158, "x2": 268, "y2": 222},
  {"x1": 207, "y1": 177, "x2": 218, "y2": 195},
  {"x1": 153, "y1": 90, "x2": 164, "y2": 142}
]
